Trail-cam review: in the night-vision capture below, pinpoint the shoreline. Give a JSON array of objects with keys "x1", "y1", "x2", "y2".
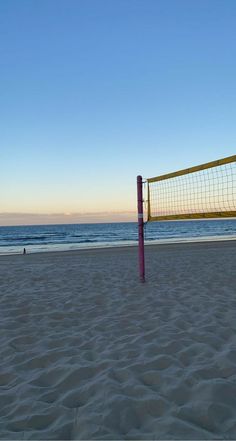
[{"x1": 0, "y1": 234, "x2": 236, "y2": 257}]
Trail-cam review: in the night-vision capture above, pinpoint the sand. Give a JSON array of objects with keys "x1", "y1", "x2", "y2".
[{"x1": 0, "y1": 240, "x2": 236, "y2": 440}]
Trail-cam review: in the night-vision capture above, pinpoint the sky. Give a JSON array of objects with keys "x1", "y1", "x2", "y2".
[{"x1": 1, "y1": 0, "x2": 236, "y2": 225}]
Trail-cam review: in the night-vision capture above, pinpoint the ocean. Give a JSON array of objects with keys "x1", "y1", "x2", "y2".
[{"x1": 0, "y1": 219, "x2": 236, "y2": 255}]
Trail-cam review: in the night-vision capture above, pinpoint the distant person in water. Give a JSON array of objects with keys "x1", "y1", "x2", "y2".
[{"x1": 23, "y1": 248, "x2": 26, "y2": 255}]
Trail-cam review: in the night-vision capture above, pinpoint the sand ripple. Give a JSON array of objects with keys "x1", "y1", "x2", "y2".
[{"x1": 0, "y1": 242, "x2": 236, "y2": 439}]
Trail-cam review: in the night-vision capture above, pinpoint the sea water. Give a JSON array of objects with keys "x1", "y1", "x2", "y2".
[{"x1": 0, "y1": 220, "x2": 236, "y2": 255}]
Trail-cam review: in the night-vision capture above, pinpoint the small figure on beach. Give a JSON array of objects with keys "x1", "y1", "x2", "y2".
[{"x1": 23, "y1": 248, "x2": 26, "y2": 255}]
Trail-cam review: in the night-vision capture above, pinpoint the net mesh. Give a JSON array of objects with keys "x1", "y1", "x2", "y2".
[{"x1": 147, "y1": 158, "x2": 236, "y2": 221}]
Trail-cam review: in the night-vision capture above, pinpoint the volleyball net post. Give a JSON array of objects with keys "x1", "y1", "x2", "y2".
[
  {"x1": 137, "y1": 175, "x2": 145, "y2": 282},
  {"x1": 137, "y1": 154, "x2": 236, "y2": 282}
]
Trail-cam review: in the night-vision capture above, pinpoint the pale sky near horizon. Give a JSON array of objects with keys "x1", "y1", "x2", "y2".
[{"x1": 1, "y1": 0, "x2": 236, "y2": 225}]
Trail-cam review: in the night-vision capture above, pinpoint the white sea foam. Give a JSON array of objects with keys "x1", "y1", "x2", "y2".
[
  {"x1": 0, "y1": 234, "x2": 235, "y2": 255},
  {"x1": 0, "y1": 220, "x2": 235, "y2": 255}
]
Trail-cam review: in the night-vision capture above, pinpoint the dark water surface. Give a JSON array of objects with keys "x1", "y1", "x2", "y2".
[{"x1": 0, "y1": 220, "x2": 236, "y2": 255}]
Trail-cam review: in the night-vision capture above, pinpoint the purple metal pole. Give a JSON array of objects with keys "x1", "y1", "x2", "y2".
[{"x1": 137, "y1": 175, "x2": 145, "y2": 282}]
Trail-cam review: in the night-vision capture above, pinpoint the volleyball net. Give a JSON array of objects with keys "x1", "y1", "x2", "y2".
[
  {"x1": 137, "y1": 155, "x2": 236, "y2": 281},
  {"x1": 147, "y1": 155, "x2": 236, "y2": 221}
]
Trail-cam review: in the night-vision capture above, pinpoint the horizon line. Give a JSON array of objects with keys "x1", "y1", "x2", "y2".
[{"x1": 0, "y1": 211, "x2": 137, "y2": 227}]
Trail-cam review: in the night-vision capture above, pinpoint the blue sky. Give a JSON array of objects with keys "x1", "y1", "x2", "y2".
[{"x1": 1, "y1": 0, "x2": 236, "y2": 225}]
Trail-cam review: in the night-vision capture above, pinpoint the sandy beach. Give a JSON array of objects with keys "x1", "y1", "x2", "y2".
[{"x1": 0, "y1": 240, "x2": 236, "y2": 440}]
